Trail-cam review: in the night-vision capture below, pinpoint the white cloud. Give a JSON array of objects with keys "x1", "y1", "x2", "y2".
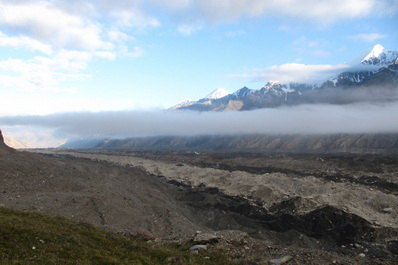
[
  {"x1": 53, "y1": 0, "x2": 161, "y2": 29},
  {"x1": 234, "y1": 61, "x2": 387, "y2": 84},
  {"x1": 0, "y1": 31, "x2": 53, "y2": 54},
  {"x1": 235, "y1": 63, "x2": 351, "y2": 84},
  {"x1": 108, "y1": 31, "x2": 131, "y2": 42},
  {"x1": 112, "y1": 9, "x2": 161, "y2": 29},
  {"x1": 0, "y1": 1, "x2": 156, "y2": 93},
  {"x1": 51, "y1": 50, "x2": 93, "y2": 71},
  {"x1": 154, "y1": 0, "x2": 393, "y2": 26},
  {"x1": 94, "y1": 51, "x2": 116, "y2": 60},
  {"x1": 116, "y1": 45, "x2": 144, "y2": 58},
  {"x1": 147, "y1": 0, "x2": 398, "y2": 36},
  {"x1": 178, "y1": 24, "x2": 203, "y2": 35},
  {"x1": 0, "y1": 74, "x2": 38, "y2": 91},
  {"x1": 149, "y1": 0, "x2": 191, "y2": 12},
  {"x1": 0, "y1": 1, "x2": 111, "y2": 51},
  {"x1": 348, "y1": 33, "x2": 388, "y2": 43},
  {"x1": 0, "y1": 50, "x2": 94, "y2": 91},
  {"x1": 293, "y1": 37, "x2": 322, "y2": 49},
  {"x1": 125, "y1": 46, "x2": 145, "y2": 58},
  {"x1": 270, "y1": 0, "x2": 376, "y2": 23}
]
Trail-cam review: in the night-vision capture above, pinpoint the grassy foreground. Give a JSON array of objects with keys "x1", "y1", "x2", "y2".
[{"x1": 0, "y1": 207, "x2": 229, "y2": 264}]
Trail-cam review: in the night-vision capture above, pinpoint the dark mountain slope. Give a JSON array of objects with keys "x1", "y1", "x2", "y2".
[{"x1": 88, "y1": 134, "x2": 398, "y2": 154}]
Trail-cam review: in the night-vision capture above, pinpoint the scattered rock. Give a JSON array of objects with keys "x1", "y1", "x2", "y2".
[
  {"x1": 175, "y1": 237, "x2": 192, "y2": 246},
  {"x1": 358, "y1": 253, "x2": 366, "y2": 258},
  {"x1": 383, "y1": 208, "x2": 393, "y2": 213},
  {"x1": 214, "y1": 230, "x2": 249, "y2": 244},
  {"x1": 387, "y1": 240, "x2": 398, "y2": 255},
  {"x1": 190, "y1": 244, "x2": 207, "y2": 252},
  {"x1": 269, "y1": 255, "x2": 293, "y2": 265},
  {"x1": 122, "y1": 229, "x2": 155, "y2": 241},
  {"x1": 193, "y1": 232, "x2": 219, "y2": 244}
]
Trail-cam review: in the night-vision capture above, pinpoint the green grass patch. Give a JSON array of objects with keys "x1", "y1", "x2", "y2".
[{"x1": 0, "y1": 207, "x2": 230, "y2": 264}]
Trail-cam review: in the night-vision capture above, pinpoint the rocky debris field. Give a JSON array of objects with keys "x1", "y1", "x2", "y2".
[{"x1": 15, "y1": 148, "x2": 395, "y2": 264}]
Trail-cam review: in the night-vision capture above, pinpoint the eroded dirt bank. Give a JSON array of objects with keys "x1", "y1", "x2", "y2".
[{"x1": 25, "y1": 149, "x2": 398, "y2": 263}]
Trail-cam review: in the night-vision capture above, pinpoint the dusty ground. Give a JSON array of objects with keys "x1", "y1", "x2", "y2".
[{"x1": 2, "y1": 147, "x2": 397, "y2": 264}]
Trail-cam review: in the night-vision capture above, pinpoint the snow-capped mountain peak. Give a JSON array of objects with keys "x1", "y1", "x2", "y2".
[
  {"x1": 204, "y1": 87, "x2": 230, "y2": 100},
  {"x1": 363, "y1": 44, "x2": 385, "y2": 60},
  {"x1": 329, "y1": 44, "x2": 398, "y2": 86},
  {"x1": 262, "y1": 81, "x2": 282, "y2": 90},
  {"x1": 267, "y1": 81, "x2": 280, "y2": 86},
  {"x1": 361, "y1": 44, "x2": 398, "y2": 65},
  {"x1": 171, "y1": 44, "x2": 398, "y2": 112},
  {"x1": 232, "y1": 86, "x2": 255, "y2": 99},
  {"x1": 261, "y1": 81, "x2": 296, "y2": 96}
]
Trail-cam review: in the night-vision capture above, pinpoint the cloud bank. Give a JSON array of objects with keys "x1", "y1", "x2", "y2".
[
  {"x1": 1, "y1": 102, "x2": 398, "y2": 143},
  {"x1": 236, "y1": 62, "x2": 386, "y2": 84}
]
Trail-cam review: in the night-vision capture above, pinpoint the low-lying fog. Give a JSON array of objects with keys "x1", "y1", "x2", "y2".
[{"x1": 1, "y1": 101, "x2": 398, "y2": 147}]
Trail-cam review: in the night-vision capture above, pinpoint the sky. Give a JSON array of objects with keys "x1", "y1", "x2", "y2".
[
  {"x1": 0, "y1": 0, "x2": 397, "y2": 147},
  {"x1": 0, "y1": 0, "x2": 397, "y2": 115}
]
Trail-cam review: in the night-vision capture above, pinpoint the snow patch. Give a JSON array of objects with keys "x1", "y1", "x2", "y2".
[
  {"x1": 361, "y1": 44, "x2": 398, "y2": 65},
  {"x1": 363, "y1": 44, "x2": 385, "y2": 61},
  {"x1": 204, "y1": 88, "x2": 230, "y2": 100}
]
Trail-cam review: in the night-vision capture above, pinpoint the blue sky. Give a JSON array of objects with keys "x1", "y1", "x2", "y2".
[{"x1": 0, "y1": 0, "x2": 397, "y2": 116}]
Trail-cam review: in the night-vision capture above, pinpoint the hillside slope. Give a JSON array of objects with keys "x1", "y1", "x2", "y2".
[
  {"x1": 87, "y1": 134, "x2": 398, "y2": 154},
  {"x1": 0, "y1": 207, "x2": 229, "y2": 264}
]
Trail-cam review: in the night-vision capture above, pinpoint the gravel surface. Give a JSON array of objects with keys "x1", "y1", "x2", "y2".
[{"x1": 1, "y1": 148, "x2": 397, "y2": 264}]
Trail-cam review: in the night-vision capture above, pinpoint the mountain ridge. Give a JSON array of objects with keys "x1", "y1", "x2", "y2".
[
  {"x1": 171, "y1": 44, "x2": 398, "y2": 111},
  {"x1": 61, "y1": 133, "x2": 398, "y2": 154}
]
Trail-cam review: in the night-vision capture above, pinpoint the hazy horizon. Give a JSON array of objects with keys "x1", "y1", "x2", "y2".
[{"x1": 2, "y1": 99, "x2": 398, "y2": 147}]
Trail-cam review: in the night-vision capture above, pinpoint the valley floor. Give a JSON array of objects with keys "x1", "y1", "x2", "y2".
[{"x1": 1, "y1": 149, "x2": 397, "y2": 264}]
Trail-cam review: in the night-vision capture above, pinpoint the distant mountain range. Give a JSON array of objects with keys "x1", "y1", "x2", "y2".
[
  {"x1": 61, "y1": 134, "x2": 398, "y2": 154},
  {"x1": 171, "y1": 44, "x2": 398, "y2": 111},
  {"x1": 60, "y1": 44, "x2": 398, "y2": 153}
]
